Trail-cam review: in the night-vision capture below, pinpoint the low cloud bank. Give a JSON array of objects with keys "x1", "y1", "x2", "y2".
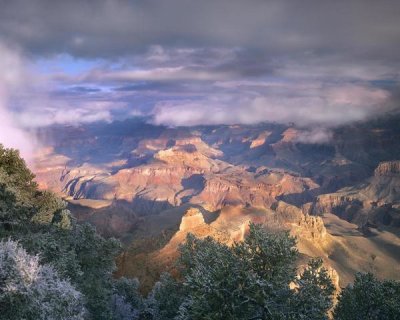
[
  {"x1": 152, "y1": 83, "x2": 390, "y2": 129},
  {"x1": 293, "y1": 128, "x2": 333, "y2": 144}
]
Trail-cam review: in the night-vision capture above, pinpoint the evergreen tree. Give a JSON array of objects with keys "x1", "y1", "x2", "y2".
[
  {"x1": 334, "y1": 273, "x2": 400, "y2": 320},
  {"x1": 175, "y1": 224, "x2": 334, "y2": 319},
  {"x1": 0, "y1": 144, "x2": 121, "y2": 319},
  {"x1": 0, "y1": 239, "x2": 86, "y2": 320},
  {"x1": 144, "y1": 273, "x2": 186, "y2": 320},
  {"x1": 112, "y1": 277, "x2": 143, "y2": 320}
]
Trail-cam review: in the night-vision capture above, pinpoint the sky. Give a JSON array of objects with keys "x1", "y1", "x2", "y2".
[{"x1": 1, "y1": 0, "x2": 400, "y2": 157}]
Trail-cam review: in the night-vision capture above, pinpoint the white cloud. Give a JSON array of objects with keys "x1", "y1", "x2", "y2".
[
  {"x1": 293, "y1": 128, "x2": 333, "y2": 144},
  {"x1": 16, "y1": 103, "x2": 114, "y2": 128},
  {"x1": 81, "y1": 66, "x2": 233, "y2": 83},
  {"x1": 152, "y1": 83, "x2": 390, "y2": 128}
]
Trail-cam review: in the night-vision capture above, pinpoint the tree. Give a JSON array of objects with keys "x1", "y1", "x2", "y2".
[
  {"x1": 112, "y1": 277, "x2": 143, "y2": 320},
  {"x1": 0, "y1": 239, "x2": 86, "y2": 320},
  {"x1": 291, "y1": 258, "x2": 335, "y2": 319},
  {"x1": 18, "y1": 222, "x2": 121, "y2": 319},
  {"x1": 144, "y1": 273, "x2": 185, "y2": 320},
  {"x1": 0, "y1": 144, "x2": 64, "y2": 230},
  {"x1": 176, "y1": 223, "x2": 334, "y2": 319},
  {"x1": 0, "y1": 144, "x2": 122, "y2": 319},
  {"x1": 334, "y1": 273, "x2": 400, "y2": 320},
  {"x1": 0, "y1": 145, "x2": 36, "y2": 191}
]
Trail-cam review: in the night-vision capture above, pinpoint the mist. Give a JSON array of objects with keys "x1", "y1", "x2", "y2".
[{"x1": 0, "y1": 43, "x2": 37, "y2": 164}]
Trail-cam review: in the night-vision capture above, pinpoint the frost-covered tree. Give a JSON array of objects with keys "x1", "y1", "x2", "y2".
[
  {"x1": 0, "y1": 145, "x2": 121, "y2": 319},
  {"x1": 291, "y1": 258, "x2": 335, "y2": 319},
  {"x1": 176, "y1": 223, "x2": 334, "y2": 320},
  {"x1": 334, "y1": 273, "x2": 400, "y2": 320},
  {"x1": 112, "y1": 277, "x2": 143, "y2": 320},
  {"x1": 144, "y1": 273, "x2": 185, "y2": 320},
  {"x1": 103, "y1": 225, "x2": 334, "y2": 320},
  {"x1": 0, "y1": 239, "x2": 86, "y2": 320},
  {"x1": 110, "y1": 273, "x2": 184, "y2": 320}
]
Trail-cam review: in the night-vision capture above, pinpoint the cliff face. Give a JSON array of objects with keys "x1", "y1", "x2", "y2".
[
  {"x1": 364, "y1": 161, "x2": 400, "y2": 205},
  {"x1": 158, "y1": 204, "x2": 328, "y2": 261},
  {"x1": 307, "y1": 160, "x2": 400, "y2": 227},
  {"x1": 374, "y1": 161, "x2": 400, "y2": 176},
  {"x1": 190, "y1": 168, "x2": 318, "y2": 212},
  {"x1": 271, "y1": 201, "x2": 327, "y2": 242},
  {"x1": 141, "y1": 205, "x2": 342, "y2": 294},
  {"x1": 34, "y1": 119, "x2": 400, "y2": 237},
  {"x1": 179, "y1": 208, "x2": 206, "y2": 232}
]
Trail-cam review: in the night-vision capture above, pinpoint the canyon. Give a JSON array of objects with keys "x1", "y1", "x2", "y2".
[{"x1": 33, "y1": 115, "x2": 400, "y2": 289}]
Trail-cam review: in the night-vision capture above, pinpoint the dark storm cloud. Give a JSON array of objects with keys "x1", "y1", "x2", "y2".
[{"x1": 1, "y1": 0, "x2": 400, "y2": 61}]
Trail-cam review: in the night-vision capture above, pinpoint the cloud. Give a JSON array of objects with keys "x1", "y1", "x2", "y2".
[
  {"x1": 1, "y1": 0, "x2": 400, "y2": 62},
  {"x1": 17, "y1": 107, "x2": 112, "y2": 128},
  {"x1": 81, "y1": 66, "x2": 233, "y2": 83},
  {"x1": 293, "y1": 128, "x2": 333, "y2": 144},
  {"x1": 0, "y1": 41, "x2": 119, "y2": 167},
  {"x1": 0, "y1": 43, "x2": 37, "y2": 163},
  {"x1": 3, "y1": 43, "x2": 396, "y2": 132},
  {"x1": 0, "y1": 1, "x2": 399, "y2": 133},
  {"x1": 152, "y1": 83, "x2": 391, "y2": 127},
  {"x1": 40, "y1": 44, "x2": 396, "y2": 130}
]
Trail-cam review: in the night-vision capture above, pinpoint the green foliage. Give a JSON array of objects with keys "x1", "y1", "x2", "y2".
[
  {"x1": 31, "y1": 190, "x2": 69, "y2": 225},
  {"x1": 291, "y1": 258, "x2": 336, "y2": 319},
  {"x1": 18, "y1": 223, "x2": 121, "y2": 319},
  {"x1": 334, "y1": 273, "x2": 400, "y2": 320},
  {"x1": 143, "y1": 273, "x2": 186, "y2": 320},
  {"x1": 105, "y1": 215, "x2": 334, "y2": 320},
  {"x1": 112, "y1": 277, "x2": 143, "y2": 320},
  {"x1": 0, "y1": 145, "x2": 36, "y2": 190},
  {"x1": 0, "y1": 171, "x2": 36, "y2": 226},
  {"x1": 0, "y1": 145, "x2": 65, "y2": 229},
  {"x1": 234, "y1": 224, "x2": 298, "y2": 286},
  {"x1": 175, "y1": 224, "x2": 334, "y2": 319},
  {"x1": 111, "y1": 224, "x2": 335, "y2": 319},
  {"x1": 0, "y1": 145, "x2": 121, "y2": 319},
  {"x1": 178, "y1": 234, "x2": 262, "y2": 319}
]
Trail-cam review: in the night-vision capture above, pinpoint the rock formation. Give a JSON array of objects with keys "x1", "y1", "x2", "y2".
[{"x1": 308, "y1": 160, "x2": 400, "y2": 227}]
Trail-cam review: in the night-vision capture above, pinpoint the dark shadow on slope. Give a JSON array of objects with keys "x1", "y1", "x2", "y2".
[
  {"x1": 181, "y1": 174, "x2": 205, "y2": 190},
  {"x1": 130, "y1": 197, "x2": 174, "y2": 216}
]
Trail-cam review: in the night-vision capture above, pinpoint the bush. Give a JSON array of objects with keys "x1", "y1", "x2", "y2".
[{"x1": 0, "y1": 239, "x2": 86, "y2": 320}]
